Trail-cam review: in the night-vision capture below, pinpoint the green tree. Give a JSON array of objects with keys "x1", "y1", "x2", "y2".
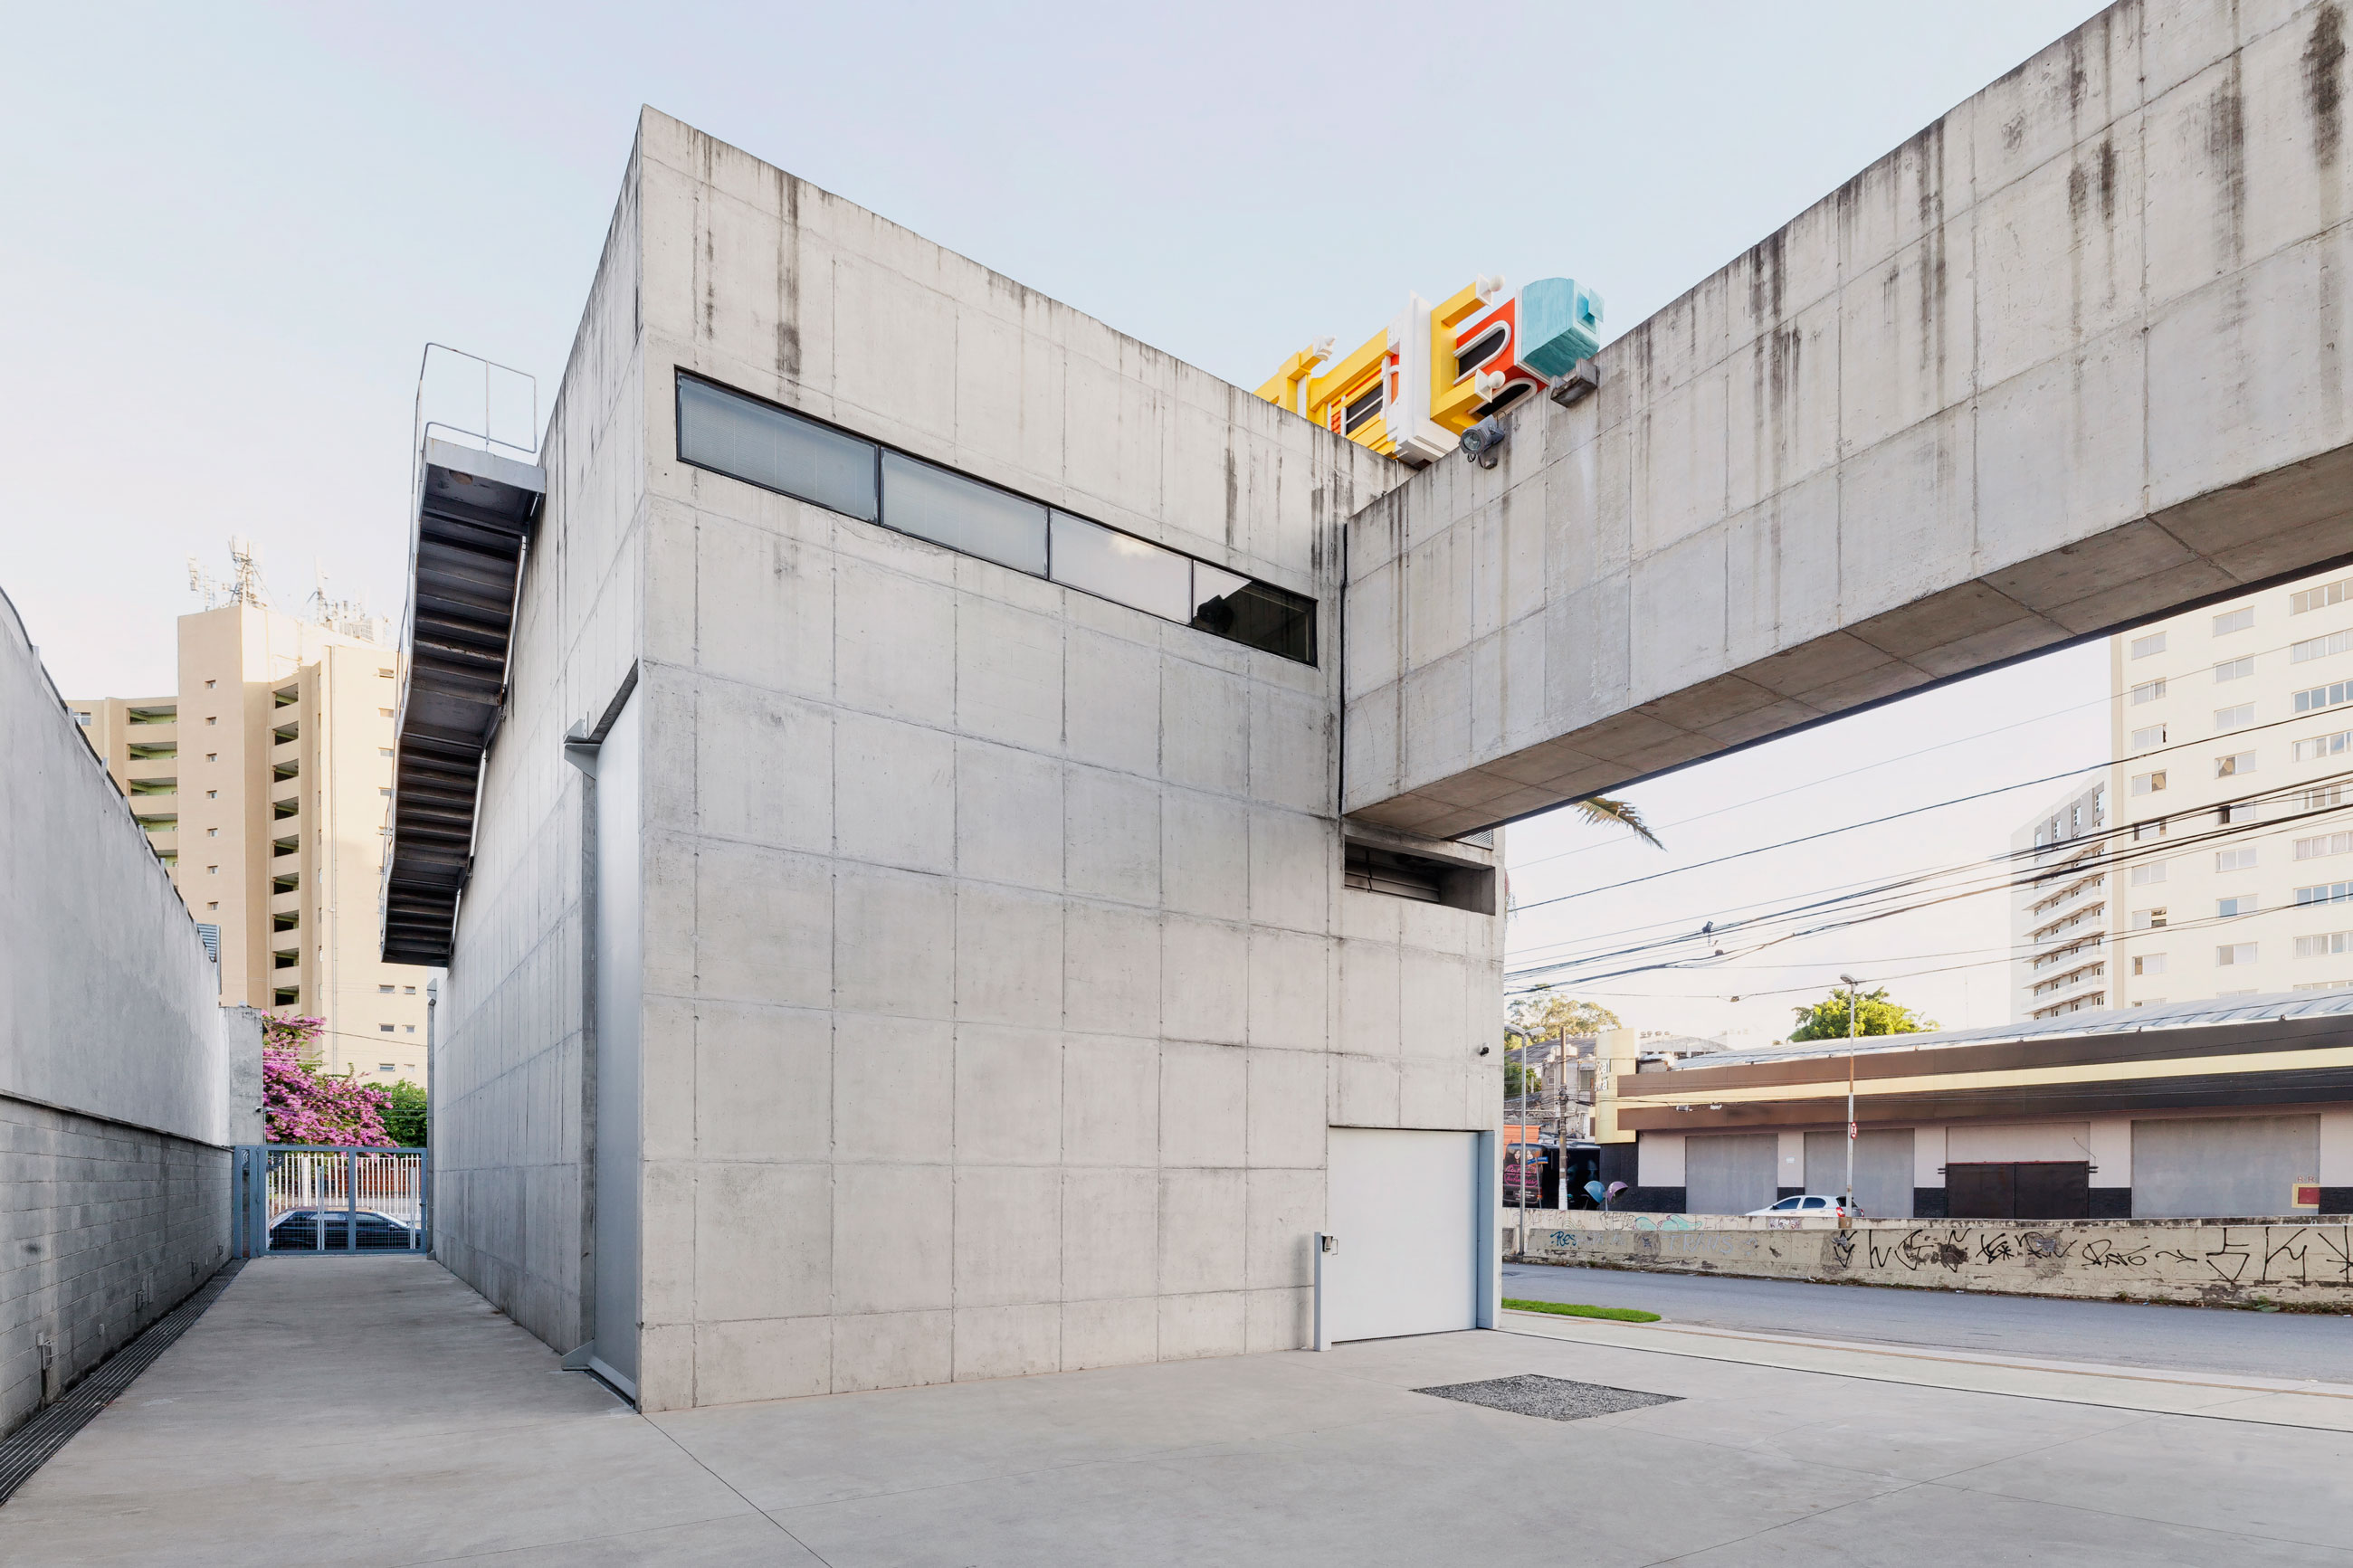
[
  {"x1": 378, "y1": 1080, "x2": 429, "y2": 1147},
  {"x1": 1503, "y1": 1058, "x2": 1535, "y2": 1098},
  {"x1": 1788, "y1": 987, "x2": 1938, "y2": 1041},
  {"x1": 1508, "y1": 993, "x2": 1623, "y2": 1039}
]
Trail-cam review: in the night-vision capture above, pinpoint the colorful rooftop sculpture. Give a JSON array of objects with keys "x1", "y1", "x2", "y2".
[{"x1": 1255, "y1": 276, "x2": 1603, "y2": 461}]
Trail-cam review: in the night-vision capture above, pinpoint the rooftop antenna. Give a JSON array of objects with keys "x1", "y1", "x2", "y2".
[{"x1": 187, "y1": 537, "x2": 269, "y2": 610}]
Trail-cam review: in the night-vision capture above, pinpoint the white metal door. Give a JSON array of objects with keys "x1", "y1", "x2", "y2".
[{"x1": 1325, "y1": 1128, "x2": 1480, "y2": 1343}]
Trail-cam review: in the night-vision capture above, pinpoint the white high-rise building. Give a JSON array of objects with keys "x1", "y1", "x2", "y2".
[{"x1": 2014, "y1": 566, "x2": 2353, "y2": 1019}]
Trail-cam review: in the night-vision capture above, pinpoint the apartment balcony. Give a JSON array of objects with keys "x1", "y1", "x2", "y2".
[
  {"x1": 146, "y1": 828, "x2": 179, "y2": 855},
  {"x1": 125, "y1": 706, "x2": 176, "y2": 729},
  {"x1": 270, "y1": 888, "x2": 302, "y2": 919},
  {"x1": 2031, "y1": 934, "x2": 2103, "y2": 971},
  {"x1": 272, "y1": 791, "x2": 300, "y2": 822},
  {"x1": 272, "y1": 832, "x2": 300, "y2": 860},
  {"x1": 271, "y1": 736, "x2": 300, "y2": 767}
]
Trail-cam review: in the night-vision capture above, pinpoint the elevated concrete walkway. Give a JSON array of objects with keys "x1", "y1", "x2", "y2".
[{"x1": 4, "y1": 1258, "x2": 2347, "y2": 1563}]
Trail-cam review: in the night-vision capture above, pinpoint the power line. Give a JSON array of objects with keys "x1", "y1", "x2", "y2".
[
  {"x1": 1509, "y1": 624, "x2": 2353, "y2": 880},
  {"x1": 1503, "y1": 776, "x2": 2353, "y2": 992}
]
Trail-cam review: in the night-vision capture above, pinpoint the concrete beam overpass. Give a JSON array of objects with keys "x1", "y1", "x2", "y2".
[{"x1": 1344, "y1": 0, "x2": 2353, "y2": 839}]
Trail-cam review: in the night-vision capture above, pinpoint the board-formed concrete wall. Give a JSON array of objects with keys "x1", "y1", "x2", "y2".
[
  {"x1": 0, "y1": 587, "x2": 244, "y2": 1437},
  {"x1": 621, "y1": 109, "x2": 1497, "y2": 1410},
  {"x1": 1511, "y1": 1210, "x2": 2353, "y2": 1309},
  {"x1": 1348, "y1": 0, "x2": 2353, "y2": 837},
  {"x1": 429, "y1": 128, "x2": 646, "y2": 1351},
  {"x1": 433, "y1": 109, "x2": 1507, "y2": 1412}
]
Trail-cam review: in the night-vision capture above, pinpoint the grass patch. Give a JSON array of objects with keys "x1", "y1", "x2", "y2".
[{"x1": 1502, "y1": 1298, "x2": 1661, "y2": 1324}]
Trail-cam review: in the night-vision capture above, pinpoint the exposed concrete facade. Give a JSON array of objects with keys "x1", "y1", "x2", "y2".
[
  {"x1": 0, "y1": 589, "x2": 253, "y2": 1438},
  {"x1": 429, "y1": 110, "x2": 1504, "y2": 1409},
  {"x1": 1348, "y1": 0, "x2": 2353, "y2": 837}
]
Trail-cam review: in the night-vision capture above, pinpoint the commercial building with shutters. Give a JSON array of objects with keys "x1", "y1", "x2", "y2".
[
  {"x1": 388, "y1": 111, "x2": 1507, "y2": 1411},
  {"x1": 1593, "y1": 994, "x2": 2353, "y2": 1220}
]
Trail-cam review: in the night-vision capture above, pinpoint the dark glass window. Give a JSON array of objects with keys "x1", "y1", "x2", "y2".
[
  {"x1": 1193, "y1": 566, "x2": 1316, "y2": 664},
  {"x1": 1453, "y1": 325, "x2": 1507, "y2": 381},
  {"x1": 1341, "y1": 384, "x2": 1385, "y2": 434}
]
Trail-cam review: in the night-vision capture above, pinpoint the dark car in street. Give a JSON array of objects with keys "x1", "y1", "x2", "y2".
[{"x1": 268, "y1": 1208, "x2": 420, "y2": 1251}]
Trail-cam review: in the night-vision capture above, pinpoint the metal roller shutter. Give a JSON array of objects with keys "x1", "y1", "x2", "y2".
[
  {"x1": 2132, "y1": 1116, "x2": 2320, "y2": 1218},
  {"x1": 1684, "y1": 1133, "x2": 1778, "y2": 1215}
]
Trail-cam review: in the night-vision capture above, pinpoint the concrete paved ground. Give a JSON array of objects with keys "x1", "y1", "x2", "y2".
[
  {"x1": 3, "y1": 1259, "x2": 2349, "y2": 1566},
  {"x1": 1502, "y1": 1260, "x2": 2353, "y2": 1380}
]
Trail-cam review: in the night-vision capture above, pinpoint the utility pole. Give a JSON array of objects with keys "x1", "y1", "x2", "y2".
[
  {"x1": 1503, "y1": 1025, "x2": 1533, "y2": 1258},
  {"x1": 1839, "y1": 973, "x2": 1861, "y2": 1213}
]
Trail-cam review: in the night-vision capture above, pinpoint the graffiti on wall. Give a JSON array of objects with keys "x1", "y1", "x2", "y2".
[{"x1": 1529, "y1": 1220, "x2": 2353, "y2": 1303}]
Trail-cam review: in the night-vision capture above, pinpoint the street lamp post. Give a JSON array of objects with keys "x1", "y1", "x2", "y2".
[{"x1": 1839, "y1": 973, "x2": 1862, "y2": 1214}]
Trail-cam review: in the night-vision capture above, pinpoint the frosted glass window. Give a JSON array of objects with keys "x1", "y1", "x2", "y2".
[
  {"x1": 2215, "y1": 704, "x2": 2254, "y2": 731},
  {"x1": 677, "y1": 376, "x2": 877, "y2": 521},
  {"x1": 880, "y1": 451, "x2": 1048, "y2": 575},
  {"x1": 1050, "y1": 511, "x2": 1191, "y2": 622},
  {"x1": 2129, "y1": 632, "x2": 2167, "y2": 658},
  {"x1": 2213, "y1": 606, "x2": 2255, "y2": 634}
]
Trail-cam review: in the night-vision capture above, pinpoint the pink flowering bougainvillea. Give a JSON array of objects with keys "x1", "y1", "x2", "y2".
[{"x1": 262, "y1": 1016, "x2": 395, "y2": 1147}]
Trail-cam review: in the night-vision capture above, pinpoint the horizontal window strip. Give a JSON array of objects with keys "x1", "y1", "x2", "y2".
[
  {"x1": 2294, "y1": 880, "x2": 2353, "y2": 907},
  {"x1": 2293, "y1": 679, "x2": 2353, "y2": 714},
  {"x1": 2291, "y1": 628, "x2": 2353, "y2": 663},
  {"x1": 2292, "y1": 577, "x2": 2353, "y2": 614},
  {"x1": 674, "y1": 373, "x2": 1315, "y2": 664}
]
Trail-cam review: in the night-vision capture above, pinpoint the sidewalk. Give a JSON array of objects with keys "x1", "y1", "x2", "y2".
[{"x1": 2, "y1": 1259, "x2": 2346, "y2": 1565}]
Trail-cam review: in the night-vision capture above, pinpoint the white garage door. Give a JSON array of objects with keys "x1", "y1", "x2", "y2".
[{"x1": 1325, "y1": 1128, "x2": 1481, "y2": 1344}]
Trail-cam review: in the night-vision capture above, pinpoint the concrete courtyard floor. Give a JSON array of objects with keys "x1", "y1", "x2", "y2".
[{"x1": 2, "y1": 1259, "x2": 2350, "y2": 1566}]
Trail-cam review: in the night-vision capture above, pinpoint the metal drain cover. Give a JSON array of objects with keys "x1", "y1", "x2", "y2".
[{"x1": 1415, "y1": 1373, "x2": 1681, "y2": 1422}]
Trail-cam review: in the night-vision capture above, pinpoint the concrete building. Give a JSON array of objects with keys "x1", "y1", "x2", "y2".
[
  {"x1": 2012, "y1": 564, "x2": 2353, "y2": 1020},
  {"x1": 71, "y1": 599, "x2": 433, "y2": 1079},
  {"x1": 2012, "y1": 780, "x2": 2112, "y2": 1019},
  {"x1": 391, "y1": 1, "x2": 2353, "y2": 1412},
  {"x1": 1593, "y1": 994, "x2": 2353, "y2": 1221},
  {"x1": 1, "y1": 586, "x2": 260, "y2": 1440},
  {"x1": 394, "y1": 110, "x2": 1506, "y2": 1411}
]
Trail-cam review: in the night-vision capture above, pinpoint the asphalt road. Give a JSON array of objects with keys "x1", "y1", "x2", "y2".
[{"x1": 1499, "y1": 1260, "x2": 2353, "y2": 1382}]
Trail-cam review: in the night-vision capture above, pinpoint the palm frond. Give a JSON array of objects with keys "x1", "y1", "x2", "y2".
[{"x1": 1569, "y1": 794, "x2": 1663, "y2": 850}]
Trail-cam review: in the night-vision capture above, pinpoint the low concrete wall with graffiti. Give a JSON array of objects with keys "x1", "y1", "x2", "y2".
[{"x1": 1505, "y1": 1210, "x2": 2353, "y2": 1309}]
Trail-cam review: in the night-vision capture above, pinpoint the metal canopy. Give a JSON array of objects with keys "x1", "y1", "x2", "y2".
[{"x1": 381, "y1": 438, "x2": 543, "y2": 965}]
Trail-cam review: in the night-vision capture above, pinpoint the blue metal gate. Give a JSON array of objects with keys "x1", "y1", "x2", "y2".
[{"x1": 233, "y1": 1145, "x2": 429, "y2": 1257}]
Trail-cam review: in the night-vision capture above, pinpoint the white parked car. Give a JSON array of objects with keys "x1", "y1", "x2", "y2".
[{"x1": 1745, "y1": 1194, "x2": 1862, "y2": 1217}]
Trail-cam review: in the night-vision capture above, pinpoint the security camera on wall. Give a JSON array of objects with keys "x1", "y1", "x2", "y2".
[{"x1": 1460, "y1": 417, "x2": 1508, "y2": 469}]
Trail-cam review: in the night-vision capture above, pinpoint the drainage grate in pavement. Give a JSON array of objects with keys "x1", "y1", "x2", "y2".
[
  {"x1": 1415, "y1": 1373, "x2": 1681, "y2": 1422},
  {"x1": 0, "y1": 1259, "x2": 245, "y2": 1506}
]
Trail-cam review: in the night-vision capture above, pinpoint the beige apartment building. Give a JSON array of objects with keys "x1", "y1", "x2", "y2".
[
  {"x1": 2014, "y1": 565, "x2": 2353, "y2": 1019},
  {"x1": 71, "y1": 601, "x2": 433, "y2": 1080}
]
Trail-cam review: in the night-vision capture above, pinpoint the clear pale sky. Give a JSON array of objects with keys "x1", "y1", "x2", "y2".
[{"x1": 2, "y1": 1, "x2": 2117, "y2": 1035}]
